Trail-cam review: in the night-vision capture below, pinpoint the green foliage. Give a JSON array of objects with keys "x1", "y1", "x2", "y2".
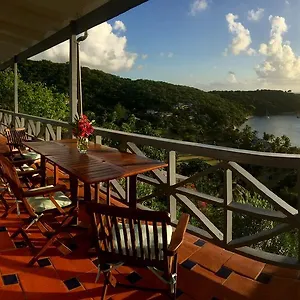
[
  {"x1": 0, "y1": 69, "x2": 68, "y2": 120},
  {"x1": 211, "y1": 90, "x2": 300, "y2": 116}
]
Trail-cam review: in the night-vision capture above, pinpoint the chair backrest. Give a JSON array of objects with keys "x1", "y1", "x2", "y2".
[
  {"x1": 87, "y1": 203, "x2": 172, "y2": 268},
  {"x1": 0, "y1": 155, "x2": 23, "y2": 201},
  {"x1": 5, "y1": 128, "x2": 27, "y2": 151}
]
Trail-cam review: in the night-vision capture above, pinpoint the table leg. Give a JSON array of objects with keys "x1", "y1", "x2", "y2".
[
  {"x1": 69, "y1": 175, "x2": 78, "y2": 203},
  {"x1": 94, "y1": 183, "x2": 99, "y2": 203},
  {"x1": 53, "y1": 165, "x2": 59, "y2": 185},
  {"x1": 40, "y1": 156, "x2": 46, "y2": 186},
  {"x1": 106, "y1": 181, "x2": 110, "y2": 205},
  {"x1": 128, "y1": 175, "x2": 137, "y2": 208},
  {"x1": 84, "y1": 183, "x2": 91, "y2": 202}
]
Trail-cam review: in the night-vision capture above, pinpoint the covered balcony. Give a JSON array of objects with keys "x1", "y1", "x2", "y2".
[{"x1": 0, "y1": 1, "x2": 300, "y2": 299}]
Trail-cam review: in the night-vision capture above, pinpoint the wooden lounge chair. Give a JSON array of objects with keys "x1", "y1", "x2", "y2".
[
  {"x1": 5, "y1": 127, "x2": 40, "y2": 162},
  {"x1": 87, "y1": 203, "x2": 189, "y2": 300},
  {"x1": 0, "y1": 155, "x2": 78, "y2": 264},
  {"x1": 0, "y1": 156, "x2": 42, "y2": 218}
]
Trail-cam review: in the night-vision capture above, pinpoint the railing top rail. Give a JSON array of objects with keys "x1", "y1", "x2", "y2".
[
  {"x1": 1, "y1": 108, "x2": 300, "y2": 168},
  {"x1": 0, "y1": 109, "x2": 69, "y2": 127}
]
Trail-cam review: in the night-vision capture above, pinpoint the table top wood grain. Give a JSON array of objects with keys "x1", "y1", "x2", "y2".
[{"x1": 23, "y1": 139, "x2": 167, "y2": 184}]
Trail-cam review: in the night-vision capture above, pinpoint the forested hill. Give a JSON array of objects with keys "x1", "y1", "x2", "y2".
[
  {"x1": 211, "y1": 90, "x2": 300, "y2": 116},
  {"x1": 14, "y1": 60, "x2": 300, "y2": 143}
]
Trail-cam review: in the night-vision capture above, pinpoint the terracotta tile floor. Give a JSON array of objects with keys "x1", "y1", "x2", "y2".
[{"x1": 0, "y1": 136, "x2": 300, "y2": 299}]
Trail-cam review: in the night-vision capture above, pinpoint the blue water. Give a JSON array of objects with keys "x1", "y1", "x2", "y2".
[{"x1": 241, "y1": 115, "x2": 300, "y2": 147}]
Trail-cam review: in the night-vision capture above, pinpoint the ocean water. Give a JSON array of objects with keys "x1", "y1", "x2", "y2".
[{"x1": 241, "y1": 115, "x2": 300, "y2": 147}]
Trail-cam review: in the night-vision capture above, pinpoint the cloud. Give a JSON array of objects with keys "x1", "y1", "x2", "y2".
[
  {"x1": 137, "y1": 65, "x2": 144, "y2": 70},
  {"x1": 285, "y1": 0, "x2": 290, "y2": 5},
  {"x1": 141, "y1": 54, "x2": 148, "y2": 60},
  {"x1": 190, "y1": 0, "x2": 208, "y2": 16},
  {"x1": 227, "y1": 71, "x2": 238, "y2": 83},
  {"x1": 31, "y1": 21, "x2": 137, "y2": 72},
  {"x1": 225, "y1": 13, "x2": 255, "y2": 56},
  {"x1": 160, "y1": 52, "x2": 173, "y2": 58},
  {"x1": 247, "y1": 8, "x2": 264, "y2": 22},
  {"x1": 113, "y1": 20, "x2": 126, "y2": 32},
  {"x1": 255, "y1": 15, "x2": 300, "y2": 85}
]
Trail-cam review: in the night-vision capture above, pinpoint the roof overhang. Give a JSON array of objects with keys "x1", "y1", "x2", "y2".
[{"x1": 0, "y1": 0, "x2": 147, "y2": 70}]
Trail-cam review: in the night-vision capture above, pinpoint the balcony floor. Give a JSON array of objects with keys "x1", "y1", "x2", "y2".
[{"x1": 0, "y1": 136, "x2": 300, "y2": 299}]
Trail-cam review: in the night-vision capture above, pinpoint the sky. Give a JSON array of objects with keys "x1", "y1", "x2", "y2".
[{"x1": 32, "y1": 0, "x2": 300, "y2": 92}]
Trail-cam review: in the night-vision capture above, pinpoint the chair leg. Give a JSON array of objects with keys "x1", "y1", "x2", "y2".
[
  {"x1": 28, "y1": 235, "x2": 57, "y2": 266},
  {"x1": 101, "y1": 271, "x2": 112, "y2": 300}
]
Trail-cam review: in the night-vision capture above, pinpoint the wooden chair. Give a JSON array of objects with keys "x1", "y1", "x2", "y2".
[
  {"x1": 0, "y1": 157, "x2": 42, "y2": 218},
  {"x1": 0, "y1": 155, "x2": 78, "y2": 265},
  {"x1": 87, "y1": 203, "x2": 189, "y2": 300},
  {"x1": 5, "y1": 127, "x2": 40, "y2": 162}
]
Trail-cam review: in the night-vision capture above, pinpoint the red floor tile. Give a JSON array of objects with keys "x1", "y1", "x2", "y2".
[
  {"x1": 224, "y1": 254, "x2": 265, "y2": 279},
  {"x1": 0, "y1": 231, "x2": 16, "y2": 251},
  {"x1": 189, "y1": 243, "x2": 233, "y2": 273}
]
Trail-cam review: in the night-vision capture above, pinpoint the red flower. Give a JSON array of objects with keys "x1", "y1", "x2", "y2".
[{"x1": 71, "y1": 115, "x2": 95, "y2": 138}]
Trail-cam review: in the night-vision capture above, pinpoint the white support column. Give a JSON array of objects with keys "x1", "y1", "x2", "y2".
[
  {"x1": 69, "y1": 21, "x2": 78, "y2": 123},
  {"x1": 14, "y1": 56, "x2": 18, "y2": 128}
]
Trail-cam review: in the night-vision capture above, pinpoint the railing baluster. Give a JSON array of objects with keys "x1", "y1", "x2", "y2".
[
  {"x1": 45, "y1": 125, "x2": 50, "y2": 141},
  {"x1": 224, "y1": 168, "x2": 233, "y2": 246},
  {"x1": 168, "y1": 150, "x2": 177, "y2": 222},
  {"x1": 35, "y1": 121, "x2": 41, "y2": 137},
  {"x1": 95, "y1": 135, "x2": 102, "y2": 144},
  {"x1": 56, "y1": 126, "x2": 61, "y2": 140}
]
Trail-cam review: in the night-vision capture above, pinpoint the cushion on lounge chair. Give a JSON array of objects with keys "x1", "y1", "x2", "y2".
[
  {"x1": 111, "y1": 223, "x2": 173, "y2": 260},
  {"x1": 27, "y1": 187, "x2": 72, "y2": 213},
  {"x1": 22, "y1": 152, "x2": 41, "y2": 161},
  {"x1": 15, "y1": 164, "x2": 35, "y2": 172}
]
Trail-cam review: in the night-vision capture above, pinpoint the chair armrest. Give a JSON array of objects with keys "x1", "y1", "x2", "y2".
[
  {"x1": 167, "y1": 213, "x2": 190, "y2": 255},
  {"x1": 12, "y1": 159, "x2": 35, "y2": 167},
  {"x1": 17, "y1": 169, "x2": 41, "y2": 177},
  {"x1": 23, "y1": 184, "x2": 66, "y2": 197}
]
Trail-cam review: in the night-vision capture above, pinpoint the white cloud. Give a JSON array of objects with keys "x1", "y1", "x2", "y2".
[
  {"x1": 167, "y1": 52, "x2": 174, "y2": 58},
  {"x1": 113, "y1": 20, "x2": 126, "y2": 32},
  {"x1": 247, "y1": 8, "x2": 264, "y2": 22},
  {"x1": 141, "y1": 54, "x2": 148, "y2": 60},
  {"x1": 225, "y1": 13, "x2": 255, "y2": 56},
  {"x1": 285, "y1": 0, "x2": 290, "y2": 5},
  {"x1": 255, "y1": 15, "x2": 300, "y2": 85},
  {"x1": 227, "y1": 71, "x2": 238, "y2": 83},
  {"x1": 31, "y1": 21, "x2": 137, "y2": 72},
  {"x1": 160, "y1": 52, "x2": 165, "y2": 57},
  {"x1": 137, "y1": 65, "x2": 144, "y2": 70},
  {"x1": 190, "y1": 0, "x2": 208, "y2": 16},
  {"x1": 222, "y1": 48, "x2": 228, "y2": 57}
]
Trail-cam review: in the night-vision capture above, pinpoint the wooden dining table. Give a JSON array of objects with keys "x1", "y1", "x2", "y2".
[{"x1": 23, "y1": 139, "x2": 167, "y2": 208}]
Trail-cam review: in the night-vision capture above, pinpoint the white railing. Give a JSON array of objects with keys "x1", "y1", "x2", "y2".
[{"x1": 1, "y1": 108, "x2": 300, "y2": 269}]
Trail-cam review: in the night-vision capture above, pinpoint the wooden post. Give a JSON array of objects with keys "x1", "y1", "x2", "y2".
[
  {"x1": 224, "y1": 169, "x2": 233, "y2": 245},
  {"x1": 168, "y1": 151, "x2": 177, "y2": 222},
  {"x1": 69, "y1": 21, "x2": 78, "y2": 125},
  {"x1": 14, "y1": 56, "x2": 18, "y2": 128}
]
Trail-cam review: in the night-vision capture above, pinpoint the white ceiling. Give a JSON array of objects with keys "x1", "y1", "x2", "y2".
[{"x1": 0, "y1": 0, "x2": 146, "y2": 68}]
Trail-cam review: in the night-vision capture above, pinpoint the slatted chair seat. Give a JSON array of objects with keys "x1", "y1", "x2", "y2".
[
  {"x1": 111, "y1": 223, "x2": 173, "y2": 259},
  {"x1": 87, "y1": 203, "x2": 190, "y2": 300}
]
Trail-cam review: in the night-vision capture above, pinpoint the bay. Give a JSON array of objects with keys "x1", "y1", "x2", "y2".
[{"x1": 241, "y1": 115, "x2": 300, "y2": 147}]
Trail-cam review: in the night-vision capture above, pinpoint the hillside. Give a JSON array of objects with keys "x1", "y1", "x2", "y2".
[{"x1": 14, "y1": 60, "x2": 300, "y2": 143}]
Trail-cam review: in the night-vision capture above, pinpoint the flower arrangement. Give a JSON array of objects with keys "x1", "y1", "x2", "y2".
[
  {"x1": 72, "y1": 114, "x2": 95, "y2": 138},
  {"x1": 71, "y1": 115, "x2": 95, "y2": 153}
]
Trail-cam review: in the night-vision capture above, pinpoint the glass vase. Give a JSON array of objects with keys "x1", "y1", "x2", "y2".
[{"x1": 77, "y1": 137, "x2": 89, "y2": 154}]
